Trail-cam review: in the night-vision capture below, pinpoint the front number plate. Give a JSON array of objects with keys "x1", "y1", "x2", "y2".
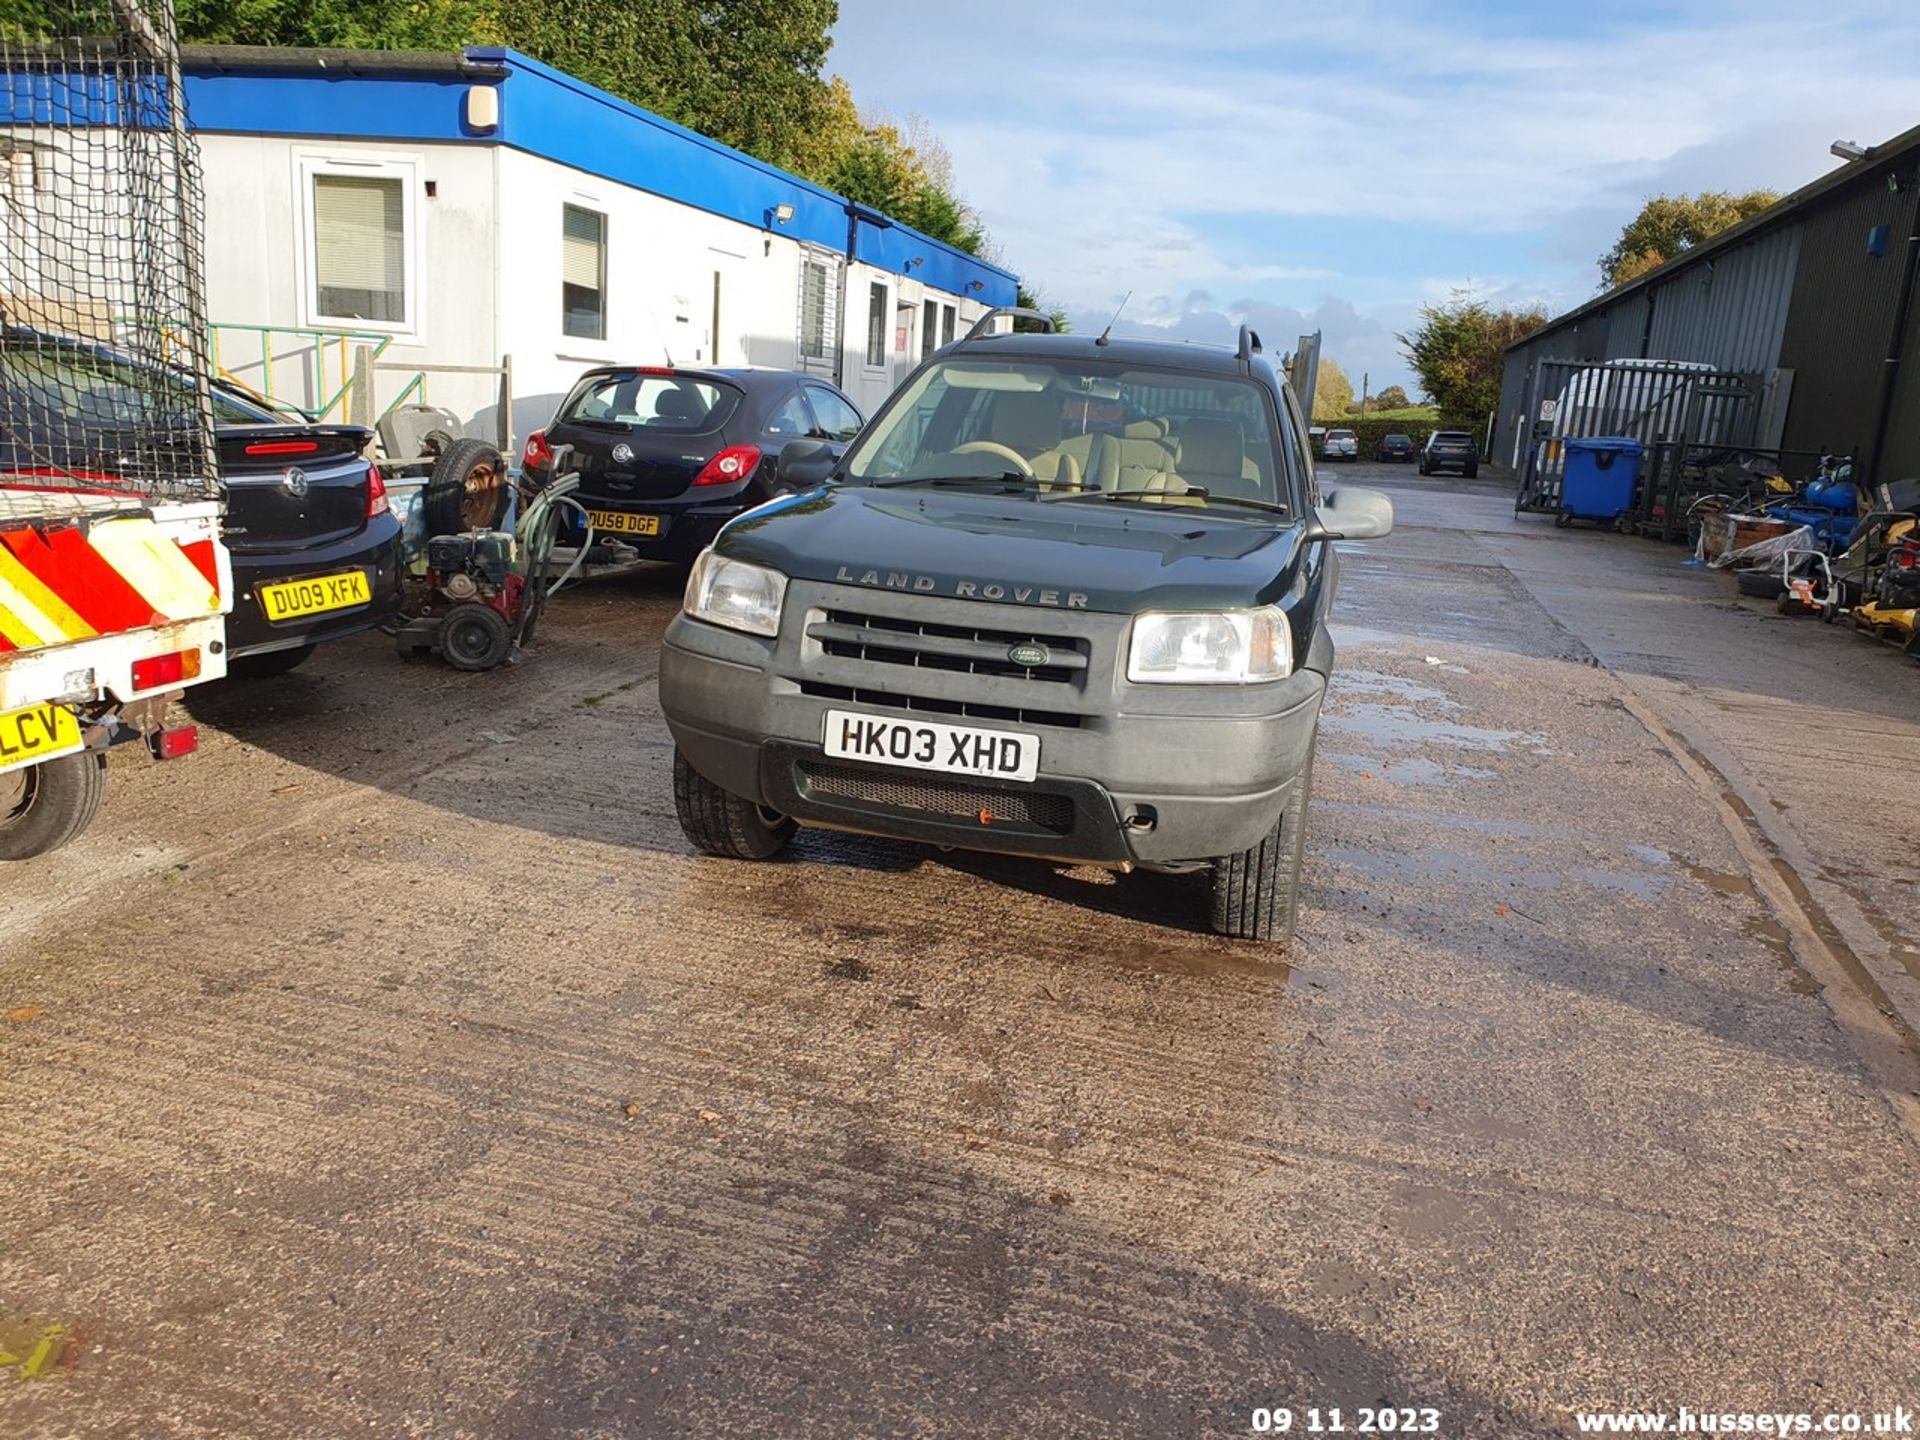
[
  {"x1": 258, "y1": 570, "x2": 371, "y2": 622},
  {"x1": 822, "y1": 709, "x2": 1038, "y2": 783},
  {"x1": 0, "y1": 701, "x2": 84, "y2": 776}
]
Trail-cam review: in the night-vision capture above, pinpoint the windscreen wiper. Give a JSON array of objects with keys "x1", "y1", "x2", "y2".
[
  {"x1": 869, "y1": 471, "x2": 1050, "y2": 493},
  {"x1": 1041, "y1": 486, "x2": 1291, "y2": 517}
]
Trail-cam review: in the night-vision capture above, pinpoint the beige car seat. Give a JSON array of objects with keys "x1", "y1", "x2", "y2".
[
  {"x1": 1103, "y1": 417, "x2": 1203, "y2": 504},
  {"x1": 1176, "y1": 417, "x2": 1263, "y2": 498}
]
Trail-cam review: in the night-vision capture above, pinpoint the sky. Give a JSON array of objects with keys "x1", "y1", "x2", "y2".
[{"x1": 826, "y1": 0, "x2": 1920, "y2": 395}]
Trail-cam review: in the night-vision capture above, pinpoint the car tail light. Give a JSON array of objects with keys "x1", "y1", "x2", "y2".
[
  {"x1": 693, "y1": 445, "x2": 762, "y2": 487},
  {"x1": 366, "y1": 464, "x2": 389, "y2": 518},
  {"x1": 637, "y1": 366, "x2": 676, "y2": 376},
  {"x1": 149, "y1": 724, "x2": 199, "y2": 760},
  {"x1": 131, "y1": 648, "x2": 201, "y2": 691},
  {"x1": 245, "y1": 439, "x2": 319, "y2": 456},
  {"x1": 524, "y1": 429, "x2": 552, "y2": 471}
]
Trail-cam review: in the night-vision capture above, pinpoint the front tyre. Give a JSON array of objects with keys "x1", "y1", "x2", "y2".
[
  {"x1": 0, "y1": 752, "x2": 106, "y2": 861},
  {"x1": 1208, "y1": 743, "x2": 1314, "y2": 943},
  {"x1": 672, "y1": 749, "x2": 794, "y2": 860}
]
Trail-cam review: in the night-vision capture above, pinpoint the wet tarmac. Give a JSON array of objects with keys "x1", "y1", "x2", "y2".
[{"x1": 3, "y1": 467, "x2": 1918, "y2": 1437}]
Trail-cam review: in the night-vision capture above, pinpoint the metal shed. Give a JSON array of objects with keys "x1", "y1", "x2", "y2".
[{"x1": 1499, "y1": 122, "x2": 1920, "y2": 487}]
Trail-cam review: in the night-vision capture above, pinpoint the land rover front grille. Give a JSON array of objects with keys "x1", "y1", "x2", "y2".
[
  {"x1": 798, "y1": 761, "x2": 1074, "y2": 835},
  {"x1": 810, "y1": 609, "x2": 1087, "y2": 685}
]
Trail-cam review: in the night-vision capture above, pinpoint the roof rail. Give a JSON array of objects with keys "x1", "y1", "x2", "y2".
[
  {"x1": 1236, "y1": 324, "x2": 1263, "y2": 368},
  {"x1": 963, "y1": 306, "x2": 1059, "y2": 341}
]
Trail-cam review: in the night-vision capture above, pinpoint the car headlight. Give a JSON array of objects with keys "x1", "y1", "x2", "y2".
[
  {"x1": 1126, "y1": 607, "x2": 1293, "y2": 684},
  {"x1": 684, "y1": 550, "x2": 787, "y2": 638}
]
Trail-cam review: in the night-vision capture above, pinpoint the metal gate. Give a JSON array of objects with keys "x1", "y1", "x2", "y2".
[{"x1": 1512, "y1": 358, "x2": 1760, "y2": 517}]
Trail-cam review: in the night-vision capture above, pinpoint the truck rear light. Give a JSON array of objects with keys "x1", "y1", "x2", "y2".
[
  {"x1": 131, "y1": 648, "x2": 201, "y2": 690},
  {"x1": 524, "y1": 429, "x2": 552, "y2": 471},
  {"x1": 149, "y1": 724, "x2": 199, "y2": 760},
  {"x1": 693, "y1": 445, "x2": 762, "y2": 487},
  {"x1": 366, "y1": 464, "x2": 389, "y2": 517}
]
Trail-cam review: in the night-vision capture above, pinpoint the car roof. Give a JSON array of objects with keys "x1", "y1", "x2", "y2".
[
  {"x1": 946, "y1": 329, "x2": 1270, "y2": 380},
  {"x1": 576, "y1": 364, "x2": 838, "y2": 389}
]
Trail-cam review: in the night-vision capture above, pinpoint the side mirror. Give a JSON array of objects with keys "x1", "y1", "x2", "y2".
[
  {"x1": 778, "y1": 438, "x2": 839, "y2": 488},
  {"x1": 1313, "y1": 483, "x2": 1395, "y2": 541}
]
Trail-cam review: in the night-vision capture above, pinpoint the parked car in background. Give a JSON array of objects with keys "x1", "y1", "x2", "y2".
[
  {"x1": 0, "y1": 331, "x2": 405, "y2": 679},
  {"x1": 1375, "y1": 433, "x2": 1416, "y2": 462},
  {"x1": 1420, "y1": 430, "x2": 1479, "y2": 477},
  {"x1": 1322, "y1": 428, "x2": 1359, "y2": 462},
  {"x1": 521, "y1": 367, "x2": 865, "y2": 568}
]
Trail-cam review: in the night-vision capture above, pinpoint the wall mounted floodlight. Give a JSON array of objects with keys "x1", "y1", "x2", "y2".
[
  {"x1": 966, "y1": 279, "x2": 985, "y2": 292},
  {"x1": 1830, "y1": 139, "x2": 1870, "y2": 162},
  {"x1": 769, "y1": 203, "x2": 795, "y2": 225}
]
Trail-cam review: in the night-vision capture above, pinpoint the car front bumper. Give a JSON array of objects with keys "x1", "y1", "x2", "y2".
[
  {"x1": 226, "y1": 517, "x2": 406, "y2": 657},
  {"x1": 659, "y1": 578, "x2": 1328, "y2": 866}
]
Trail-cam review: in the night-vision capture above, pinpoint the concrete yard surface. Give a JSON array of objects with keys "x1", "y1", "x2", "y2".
[{"x1": 3, "y1": 470, "x2": 1917, "y2": 1438}]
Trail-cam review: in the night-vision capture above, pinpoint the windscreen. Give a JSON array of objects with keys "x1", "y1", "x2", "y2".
[
  {"x1": 560, "y1": 373, "x2": 740, "y2": 434},
  {"x1": 843, "y1": 358, "x2": 1290, "y2": 513}
]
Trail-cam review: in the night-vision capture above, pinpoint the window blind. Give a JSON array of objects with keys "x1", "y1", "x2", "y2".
[{"x1": 313, "y1": 174, "x2": 404, "y2": 322}]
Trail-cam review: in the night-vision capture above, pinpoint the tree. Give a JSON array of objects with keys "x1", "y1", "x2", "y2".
[
  {"x1": 1399, "y1": 296, "x2": 1547, "y2": 426},
  {"x1": 1350, "y1": 383, "x2": 1409, "y2": 414},
  {"x1": 1016, "y1": 284, "x2": 1068, "y2": 333},
  {"x1": 483, "y1": 0, "x2": 838, "y2": 175},
  {"x1": 1311, "y1": 357, "x2": 1354, "y2": 422},
  {"x1": 1599, "y1": 190, "x2": 1780, "y2": 289}
]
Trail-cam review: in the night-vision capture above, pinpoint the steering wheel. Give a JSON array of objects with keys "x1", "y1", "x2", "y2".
[{"x1": 950, "y1": 441, "x2": 1036, "y2": 479}]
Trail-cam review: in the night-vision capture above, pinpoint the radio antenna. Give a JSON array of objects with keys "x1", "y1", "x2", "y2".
[{"x1": 1094, "y1": 291, "x2": 1131, "y2": 347}]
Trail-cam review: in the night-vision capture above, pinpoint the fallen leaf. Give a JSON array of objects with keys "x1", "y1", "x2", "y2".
[
  {"x1": 623, "y1": 1102, "x2": 638, "y2": 1119},
  {"x1": 6, "y1": 1006, "x2": 43, "y2": 1023},
  {"x1": 271, "y1": 783, "x2": 303, "y2": 796},
  {"x1": 1046, "y1": 1190, "x2": 1074, "y2": 1207},
  {"x1": 698, "y1": 1110, "x2": 723, "y2": 1123},
  {"x1": 1496, "y1": 904, "x2": 1510, "y2": 916}
]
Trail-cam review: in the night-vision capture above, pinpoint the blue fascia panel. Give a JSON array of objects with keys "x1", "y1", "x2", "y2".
[
  {"x1": 182, "y1": 67, "x2": 481, "y2": 142},
  {"x1": 852, "y1": 213, "x2": 1019, "y2": 305}
]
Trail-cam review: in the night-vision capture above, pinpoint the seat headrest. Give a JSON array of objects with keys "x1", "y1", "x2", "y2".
[
  {"x1": 1181, "y1": 417, "x2": 1244, "y2": 475},
  {"x1": 653, "y1": 388, "x2": 697, "y2": 420},
  {"x1": 1121, "y1": 417, "x2": 1170, "y2": 442},
  {"x1": 988, "y1": 389, "x2": 1062, "y2": 455}
]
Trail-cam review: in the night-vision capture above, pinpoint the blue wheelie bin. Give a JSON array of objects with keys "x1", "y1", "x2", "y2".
[{"x1": 1559, "y1": 436, "x2": 1642, "y2": 526}]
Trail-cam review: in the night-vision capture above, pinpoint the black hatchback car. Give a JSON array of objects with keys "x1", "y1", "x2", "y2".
[
  {"x1": 519, "y1": 366, "x2": 864, "y2": 566},
  {"x1": 1375, "y1": 432, "x2": 1415, "y2": 462},
  {"x1": 1419, "y1": 430, "x2": 1479, "y2": 477},
  {"x1": 0, "y1": 331, "x2": 403, "y2": 675}
]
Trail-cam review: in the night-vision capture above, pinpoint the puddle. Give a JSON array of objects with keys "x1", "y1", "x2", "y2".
[
  {"x1": 1329, "y1": 669, "x2": 1454, "y2": 705},
  {"x1": 1746, "y1": 916, "x2": 1823, "y2": 996},
  {"x1": 1679, "y1": 859, "x2": 1758, "y2": 899},
  {"x1": 1628, "y1": 844, "x2": 1674, "y2": 867},
  {"x1": 1321, "y1": 703, "x2": 1546, "y2": 753}
]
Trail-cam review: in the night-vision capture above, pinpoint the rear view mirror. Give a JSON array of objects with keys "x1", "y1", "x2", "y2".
[
  {"x1": 778, "y1": 439, "x2": 839, "y2": 488},
  {"x1": 1315, "y1": 484, "x2": 1394, "y2": 541}
]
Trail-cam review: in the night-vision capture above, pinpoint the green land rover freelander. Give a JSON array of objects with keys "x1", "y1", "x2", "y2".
[{"x1": 656, "y1": 314, "x2": 1393, "y2": 942}]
